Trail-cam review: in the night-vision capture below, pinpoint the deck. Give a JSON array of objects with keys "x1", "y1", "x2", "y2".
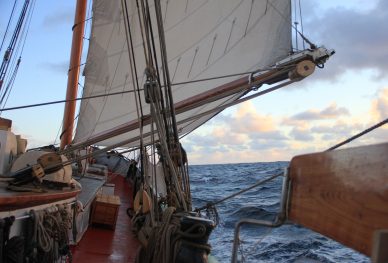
[{"x1": 71, "y1": 175, "x2": 140, "y2": 263}]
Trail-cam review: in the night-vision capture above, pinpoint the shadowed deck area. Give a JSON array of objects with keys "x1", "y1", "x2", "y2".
[{"x1": 72, "y1": 175, "x2": 140, "y2": 263}]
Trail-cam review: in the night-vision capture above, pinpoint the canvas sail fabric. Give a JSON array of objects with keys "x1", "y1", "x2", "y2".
[{"x1": 74, "y1": 0, "x2": 292, "y2": 147}]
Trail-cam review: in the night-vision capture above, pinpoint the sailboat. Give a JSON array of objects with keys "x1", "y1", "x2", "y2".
[{"x1": 0, "y1": 0, "x2": 386, "y2": 262}]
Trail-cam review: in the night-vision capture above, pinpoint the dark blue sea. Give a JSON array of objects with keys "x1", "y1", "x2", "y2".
[{"x1": 189, "y1": 162, "x2": 369, "y2": 263}]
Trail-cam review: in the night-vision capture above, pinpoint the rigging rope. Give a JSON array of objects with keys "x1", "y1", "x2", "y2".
[
  {"x1": 143, "y1": 0, "x2": 171, "y2": 146},
  {"x1": 0, "y1": 0, "x2": 18, "y2": 52},
  {"x1": 293, "y1": 0, "x2": 299, "y2": 50},
  {"x1": 150, "y1": 99, "x2": 187, "y2": 210},
  {"x1": 267, "y1": 0, "x2": 316, "y2": 49},
  {"x1": 122, "y1": 0, "x2": 147, "y2": 182},
  {"x1": 0, "y1": 0, "x2": 35, "y2": 110},
  {"x1": 25, "y1": 206, "x2": 72, "y2": 262},
  {"x1": 0, "y1": 0, "x2": 30, "y2": 91},
  {"x1": 298, "y1": 0, "x2": 305, "y2": 49},
  {"x1": 153, "y1": 0, "x2": 180, "y2": 145},
  {"x1": 0, "y1": 57, "x2": 20, "y2": 110}
]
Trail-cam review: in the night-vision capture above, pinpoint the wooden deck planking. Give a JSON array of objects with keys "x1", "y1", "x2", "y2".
[{"x1": 71, "y1": 175, "x2": 140, "y2": 263}]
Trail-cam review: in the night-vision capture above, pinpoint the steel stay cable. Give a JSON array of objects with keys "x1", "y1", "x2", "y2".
[
  {"x1": 178, "y1": 79, "x2": 296, "y2": 127},
  {"x1": 150, "y1": 99, "x2": 188, "y2": 210},
  {"x1": 8, "y1": 111, "x2": 387, "y2": 203},
  {"x1": 0, "y1": 58, "x2": 20, "y2": 110},
  {"x1": 152, "y1": 0, "x2": 191, "y2": 207},
  {"x1": 195, "y1": 116, "x2": 388, "y2": 212},
  {"x1": 0, "y1": 0, "x2": 30, "y2": 90},
  {"x1": 20, "y1": 114, "x2": 385, "y2": 185},
  {"x1": 0, "y1": 0, "x2": 18, "y2": 52},
  {"x1": 41, "y1": 72, "x2": 364, "y2": 157},
  {"x1": 123, "y1": 0, "x2": 147, "y2": 180},
  {"x1": 195, "y1": 172, "x2": 283, "y2": 212},
  {"x1": 0, "y1": 0, "x2": 35, "y2": 108},
  {"x1": 0, "y1": 88, "x2": 142, "y2": 112},
  {"x1": 154, "y1": 0, "x2": 180, "y2": 146},
  {"x1": 54, "y1": 78, "x2": 296, "y2": 155},
  {"x1": 325, "y1": 117, "x2": 388, "y2": 151},
  {"x1": 267, "y1": 0, "x2": 315, "y2": 49},
  {"x1": 0, "y1": 67, "x2": 287, "y2": 112},
  {"x1": 144, "y1": 0, "x2": 172, "y2": 146}
]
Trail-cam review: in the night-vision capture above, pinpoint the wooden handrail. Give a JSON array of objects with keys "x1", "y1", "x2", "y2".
[{"x1": 288, "y1": 142, "x2": 388, "y2": 257}]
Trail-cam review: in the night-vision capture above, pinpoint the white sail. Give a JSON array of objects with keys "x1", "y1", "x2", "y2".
[{"x1": 74, "y1": 0, "x2": 291, "y2": 147}]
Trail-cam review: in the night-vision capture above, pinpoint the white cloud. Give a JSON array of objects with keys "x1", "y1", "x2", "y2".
[
  {"x1": 287, "y1": 103, "x2": 349, "y2": 122},
  {"x1": 371, "y1": 88, "x2": 388, "y2": 121}
]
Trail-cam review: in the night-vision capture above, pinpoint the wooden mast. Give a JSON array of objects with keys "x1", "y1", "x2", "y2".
[{"x1": 60, "y1": 0, "x2": 87, "y2": 149}]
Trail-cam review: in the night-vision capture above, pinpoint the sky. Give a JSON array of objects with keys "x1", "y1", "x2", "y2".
[{"x1": 0, "y1": 0, "x2": 387, "y2": 164}]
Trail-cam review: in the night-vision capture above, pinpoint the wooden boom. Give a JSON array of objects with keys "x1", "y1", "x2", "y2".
[{"x1": 288, "y1": 142, "x2": 388, "y2": 257}]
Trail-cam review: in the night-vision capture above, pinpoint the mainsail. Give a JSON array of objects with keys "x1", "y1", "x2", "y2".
[{"x1": 73, "y1": 0, "x2": 292, "y2": 147}]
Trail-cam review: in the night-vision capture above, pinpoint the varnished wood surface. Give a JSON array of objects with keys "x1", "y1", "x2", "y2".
[
  {"x1": 0, "y1": 183, "x2": 81, "y2": 211},
  {"x1": 288, "y1": 142, "x2": 388, "y2": 256}
]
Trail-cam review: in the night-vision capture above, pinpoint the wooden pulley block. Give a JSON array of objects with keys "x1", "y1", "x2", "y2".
[
  {"x1": 289, "y1": 60, "x2": 315, "y2": 79},
  {"x1": 31, "y1": 164, "x2": 45, "y2": 181},
  {"x1": 37, "y1": 152, "x2": 63, "y2": 173},
  {"x1": 134, "y1": 189, "x2": 152, "y2": 214}
]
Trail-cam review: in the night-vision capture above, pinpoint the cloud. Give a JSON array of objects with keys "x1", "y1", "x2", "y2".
[
  {"x1": 302, "y1": 0, "x2": 388, "y2": 80},
  {"x1": 186, "y1": 148, "x2": 292, "y2": 164},
  {"x1": 230, "y1": 101, "x2": 275, "y2": 133},
  {"x1": 285, "y1": 103, "x2": 349, "y2": 122},
  {"x1": 12, "y1": 128, "x2": 52, "y2": 150},
  {"x1": 309, "y1": 121, "x2": 362, "y2": 145},
  {"x1": 249, "y1": 139, "x2": 288, "y2": 151},
  {"x1": 181, "y1": 101, "x2": 292, "y2": 163},
  {"x1": 311, "y1": 121, "x2": 362, "y2": 135},
  {"x1": 41, "y1": 61, "x2": 69, "y2": 74},
  {"x1": 190, "y1": 134, "x2": 218, "y2": 147},
  {"x1": 365, "y1": 128, "x2": 388, "y2": 142},
  {"x1": 370, "y1": 87, "x2": 388, "y2": 121},
  {"x1": 43, "y1": 10, "x2": 74, "y2": 28},
  {"x1": 182, "y1": 94, "x2": 386, "y2": 164},
  {"x1": 289, "y1": 127, "x2": 314, "y2": 141},
  {"x1": 251, "y1": 131, "x2": 288, "y2": 141}
]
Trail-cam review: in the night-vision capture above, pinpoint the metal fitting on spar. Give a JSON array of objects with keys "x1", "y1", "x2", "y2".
[{"x1": 275, "y1": 46, "x2": 335, "y2": 68}]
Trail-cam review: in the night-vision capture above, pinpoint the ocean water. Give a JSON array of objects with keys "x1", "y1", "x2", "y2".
[{"x1": 189, "y1": 162, "x2": 369, "y2": 263}]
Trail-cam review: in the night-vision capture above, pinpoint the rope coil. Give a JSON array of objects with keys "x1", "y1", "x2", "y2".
[{"x1": 25, "y1": 205, "x2": 72, "y2": 262}]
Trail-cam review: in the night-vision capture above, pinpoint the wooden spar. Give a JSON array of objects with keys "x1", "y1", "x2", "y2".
[
  {"x1": 68, "y1": 67, "x2": 288, "y2": 149},
  {"x1": 174, "y1": 68, "x2": 288, "y2": 114},
  {"x1": 60, "y1": 0, "x2": 87, "y2": 149},
  {"x1": 288, "y1": 142, "x2": 388, "y2": 257}
]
